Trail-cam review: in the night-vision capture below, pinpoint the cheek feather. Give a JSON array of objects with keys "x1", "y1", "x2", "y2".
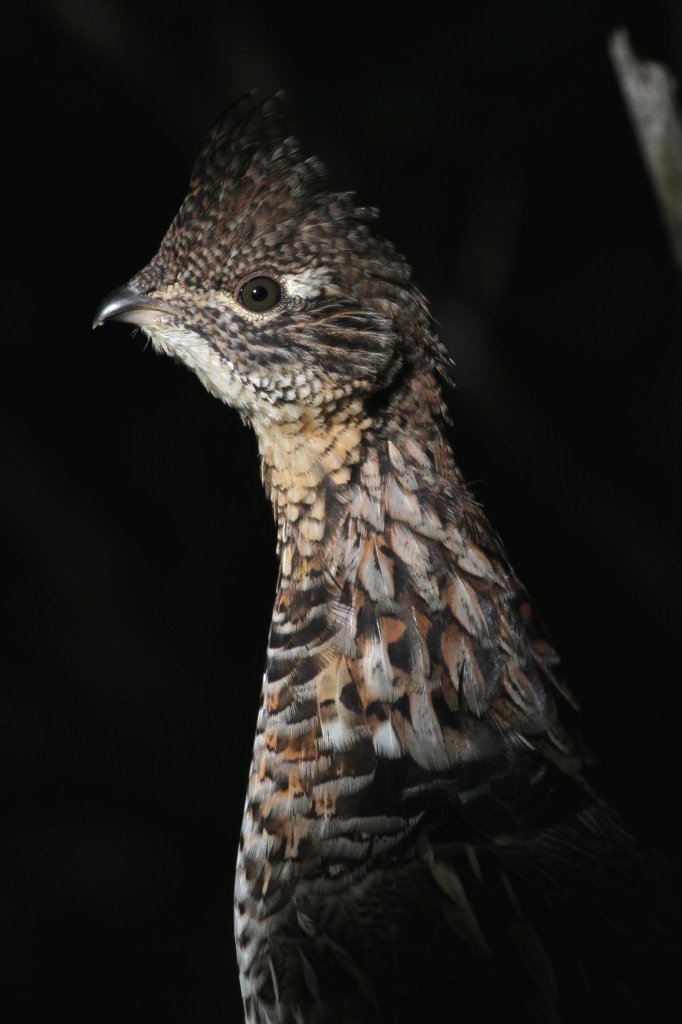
[{"x1": 144, "y1": 325, "x2": 256, "y2": 408}]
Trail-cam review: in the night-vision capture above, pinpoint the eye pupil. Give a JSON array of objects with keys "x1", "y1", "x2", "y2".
[{"x1": 239, "y1": 276, "x2": 281, "y2": 312}]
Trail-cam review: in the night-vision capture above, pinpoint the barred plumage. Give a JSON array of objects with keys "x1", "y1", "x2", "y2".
[{"x1": 94, "y1": 95, "x2": 680, "y2": 1022}]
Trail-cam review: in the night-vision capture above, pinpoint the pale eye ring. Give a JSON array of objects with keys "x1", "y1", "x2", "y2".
[{"x1": 239, "y1": 276, "x2": 282, "y2": 312}]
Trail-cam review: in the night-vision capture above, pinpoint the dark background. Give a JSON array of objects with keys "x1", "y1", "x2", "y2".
[{"x1": 3, "y1": 1, "x2": 682, "y2": 1021}]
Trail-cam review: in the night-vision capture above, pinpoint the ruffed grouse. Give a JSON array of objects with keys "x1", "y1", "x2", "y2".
[{"x1": 93, "y1": 96, "x2": 679, "y2": 1023}]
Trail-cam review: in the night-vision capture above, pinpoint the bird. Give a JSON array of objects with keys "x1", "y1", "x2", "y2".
[{"x1": 93, "y1": 95, "x2": 680, "y2": 1023}]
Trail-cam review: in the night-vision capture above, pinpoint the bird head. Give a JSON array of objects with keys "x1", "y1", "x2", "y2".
[{"x1": 93, "y1": 95, "x2": 444, "y2": 436}]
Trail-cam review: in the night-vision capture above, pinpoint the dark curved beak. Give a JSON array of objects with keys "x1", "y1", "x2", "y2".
[{"x1": 92, "y1": 284, "x2": 175, "y2": 329}]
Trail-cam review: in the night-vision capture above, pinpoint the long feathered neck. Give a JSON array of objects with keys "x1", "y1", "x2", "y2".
[{"x1": 240, "y1": 362, "x2": 459, "y2": 840}]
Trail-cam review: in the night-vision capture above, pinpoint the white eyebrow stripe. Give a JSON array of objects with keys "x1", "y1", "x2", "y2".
[{"x1": 282, "y1": 266, "x2": 333, "y2": 300}]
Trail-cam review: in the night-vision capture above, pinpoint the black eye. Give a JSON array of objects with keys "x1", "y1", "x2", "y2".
[{"x1": 239, "y1": 276, "x2": 282, "y2": 312}]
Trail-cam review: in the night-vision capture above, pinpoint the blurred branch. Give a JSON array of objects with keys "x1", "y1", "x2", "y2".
[{"x1": 609, "y1": 28, "x2": 682, "y2": 272}]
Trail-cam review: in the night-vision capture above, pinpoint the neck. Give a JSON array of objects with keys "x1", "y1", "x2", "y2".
[{"x1": 239, "y1": 365, "x2": 472, "y2": 856}]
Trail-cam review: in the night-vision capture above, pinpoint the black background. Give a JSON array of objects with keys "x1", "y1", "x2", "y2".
[{"x1": 4, "y1": 2, "x2": 682, "y2": 1021}]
